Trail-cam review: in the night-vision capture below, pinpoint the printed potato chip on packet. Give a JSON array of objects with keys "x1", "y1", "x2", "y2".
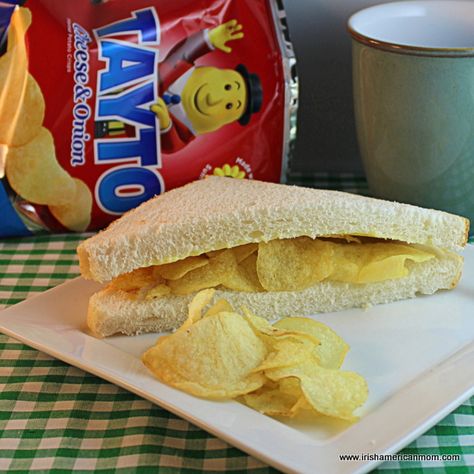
[{"x1": 0, "y1": 0, "x2": 298, "y2": 237}]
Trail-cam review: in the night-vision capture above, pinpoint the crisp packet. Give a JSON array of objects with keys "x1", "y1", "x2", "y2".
[{"x1": 0, "y1": 0, "x2": 297, "y2": 236}]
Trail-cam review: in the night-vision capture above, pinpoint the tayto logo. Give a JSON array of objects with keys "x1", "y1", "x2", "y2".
[{"x1": 93, "y1": 8, "x2": 164, "y2": 215}]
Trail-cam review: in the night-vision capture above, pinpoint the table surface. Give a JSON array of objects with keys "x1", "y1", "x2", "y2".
[{"x1": 0, "y1": 176, "x2": 473, "y2": 473}]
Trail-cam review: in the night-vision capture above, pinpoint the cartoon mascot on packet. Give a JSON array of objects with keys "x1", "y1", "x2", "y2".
[{"x1": 97, "y1": 19, "x2": 263, "y2": 155}]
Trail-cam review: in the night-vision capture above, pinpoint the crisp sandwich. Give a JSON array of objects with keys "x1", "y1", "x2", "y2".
[{"x1": 78, "y1": 177, "x2": 469, "y2": 338}]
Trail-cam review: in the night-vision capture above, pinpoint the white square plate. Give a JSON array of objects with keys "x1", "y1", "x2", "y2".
[{"x1": 1, "y1": 246, "x2": 473, "y2": 474}]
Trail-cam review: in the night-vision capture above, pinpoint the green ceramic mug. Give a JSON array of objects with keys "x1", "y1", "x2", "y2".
[{"x1": 348, "y1": 1, "x2": 474, "y2": 223}]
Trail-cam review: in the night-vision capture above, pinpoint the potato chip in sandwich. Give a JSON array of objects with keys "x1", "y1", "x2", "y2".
[{"x1": 77, "y1": 177, "x2": 469, "y2": 338}]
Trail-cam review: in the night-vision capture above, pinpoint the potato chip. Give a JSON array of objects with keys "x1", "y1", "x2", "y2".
[
  {"x1": 322, "y1": 234, "x2": 362, "y2": 244},
  {"x1": 205, "y1": 249, "x2": 225, "y2": 258},
  {"x1": 200, "y1": 246, "x2": 263, "y2": 292},
  {"x1": 142, "y1": 310, "x2": 267, "y2": 399},
  {"x1": 221, "y1": 252, "x2": 264, "y2": 292},
  {"x1": 22, "y1": 76, "x2": 46, "y2": 145},
  {"x1": 257, "y1": 237, "x2": 334, "y2": 291},
  {"x1": 169, "y1": 249, "x2": 262, "y2": 295},
  {"x1": 358, "y1": 255, "x2": 409, "y2": 283},
  {"x1": 231, "y1": 243, "x2": 258, "y2": 263},
  {"x1": 6, "y1": 127, "x2": 76, "y2": 205},
  {"x1": 241, "y1": 309, "x2": 322, "y2": 375},
  {"x1": 155, "y1": 255, "x2": 209, "y2": 280},
  {"x1": 109, "y1": 266, "x2": 156, "y2": 292},
  {"x1": 167, "y1": 252, "x2": 229, "y2": 295},
  {"x1": 327, "y1": 245, "x2": 360, "y2": 283},
  {"x1": 330, "y1": 242, "x2": 435, "y2": 284},
  {"x1": 205, "y1": 244, "x2": 257, "y2": 261},
  {"x1": 203, "y1": 298, "x2": 234, "y2": 318},
  {"x1": 274, "y1": 317, "x2": 349, "y2": 369},
  {"x1": 241, "y1": 308, "x2": 320, "y2": 347},
  {"x1": 356, "y1": 245, "x2": 434, "y2": 283},
  {"x1": 289, "y1": 393, "x2": 314, "y2": 415},
  {"x1": 265, "y1": 362, "x2": 368, "y2": 420},
  {"x1": 145, "y1": 284, "x2": 171, "y2": 299},
  {"x1": 175, "y1": 239, "x2": 437, "y2": 296},
  {"x1": 241, "y1": 307, "x2": 287, "y2": 337},
  {"x1": 252, "y1": 337, "x2": 317, "y2": 372},
  {"x1": 243, "y1": 384, "x2": 300, "y2": 417},
  {"x1": 49, "y1": 178, "x2": 92, "y2": 231},
  {"x1": 142, "y1": 291, "x2": 368, "y2": 421},
  {"x1": 278, "y1": 377, "x2": 301, "y2": 396},
  {"x1": 243, "y1": 376, "x2": 316, "y2": 418},
  {"x1": 181, "y1": 288, "x2": 215, "y2": 329},
  {"x1": 0, "y1": 8, "x2": 31, "y2": 150},
  {"x1": 137, "y1": 237, "x2": 435, "y2": 299},
  {"x1": 167, "y1": 268, "x2": 221, "y2": 295},
  {"x1": 236, "y1": 253, "x2": 263, "y2": 290},
  {"x1": 0, "y1": 74, "x2": 45, "y2": 147}
]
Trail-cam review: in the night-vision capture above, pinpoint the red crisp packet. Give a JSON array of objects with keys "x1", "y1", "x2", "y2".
[{"x1": 0, "y1": 0, "x2": 297, "y2": 236}]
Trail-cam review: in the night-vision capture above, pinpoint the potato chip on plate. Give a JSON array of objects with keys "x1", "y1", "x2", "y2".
[
  {"x1": 142, "y1": 290, "x2": 368, "y2": 422},
  {"x1": 243, "y1": 381, "x2": 300, "y2": 417},
  {"x1": 264, "y1": 362, "x2": 368, "y2": 421},
  {"x1": 274, "y1": 317, "x2": 349, "y2": 369},
  {"x1": 142, "y1": 308, "x2": 267, "y2": 398}
]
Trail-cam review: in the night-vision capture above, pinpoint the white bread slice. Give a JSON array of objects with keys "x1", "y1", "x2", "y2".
[
  {"x1": 78, "y1": 177, "x2": 469, "y2": 283},
  {"x1": 87, "y1": 251, "x2": 463, "y2": 337}
]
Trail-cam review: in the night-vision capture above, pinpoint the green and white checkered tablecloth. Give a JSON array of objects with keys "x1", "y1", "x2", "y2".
[{"x1": 1, "y1": 176, "x2": 473, "y2": 473}]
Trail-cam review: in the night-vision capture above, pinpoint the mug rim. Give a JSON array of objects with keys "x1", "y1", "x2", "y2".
[{"x1": 348, "y1": 0, "x2": 474, "y2": 56}]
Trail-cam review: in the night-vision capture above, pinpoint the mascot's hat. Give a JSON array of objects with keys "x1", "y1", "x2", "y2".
[{"x1": 236, "y1": 64, "x2": 263, "y2": 126}]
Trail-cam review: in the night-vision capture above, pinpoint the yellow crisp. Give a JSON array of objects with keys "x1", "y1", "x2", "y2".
[
  {"x1": 112, "y1": 237, "x2": 437, "y2": 301},
  {"x1": 49, "y1": 178, "x2": 92, "y2": 232},
  {"x1": 243, "y1": 383, "x2": 300, "y2": 417},
  {"x1": 0, "y1": 8, "x2": 44, "y2": 149},
  {"x1": 6, "y1": 127, "x2": 75, "y2": 205},
  {"x1": 251, "y1": 337, "x2": 317, "y2": 372},
  {"x1": 231, "y1": 243, "x2": 258, "y2": 263},
  {"x1": 168, "y1": 248, "x2": 262, "y2": 295},
  {"x1": 145, "y1": 284, "x2": 171, "y2": 299},
  {"x1": 203, "y1": 298, "x2": 234, "y2": 318},
  {"x1": 329, "y1": 242, "x2": 435, "y2": 284},
  {"x1": 182, "y1": 288, "x2": 215, "y2": 330},
  {"x1": 167, "y1": 251, "x2": 230, "y2": 295},
  {"x1": 155, "y1": 256, "x2": 208, "y2": 280},
  {"x1": 257, "y1": 238, "x2": 334, "y2": 291},
  {"x1": 142, "y1": 291, "x2": 368, "y2": 422},
  {"x1": 109, "y1": 267, "x2": 156, "y2": 292},
  {"x1": 274, "y1": 317, "x2": 349, "y2": 369},
  {"x1": 264, "y1": 362, "x2": 368, "y2": 421},
  {"x1": 221, "y1": 252, "x2": 264, "y2": 292},
  {"x1": 142, "y1": 303, "x2": 267, "y2": 399}
]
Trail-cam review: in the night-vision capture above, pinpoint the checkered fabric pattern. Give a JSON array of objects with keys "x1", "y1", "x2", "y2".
[
  {"x1": 1, "y1": 176, "x2": 473, "y2": 473},
  {"x1": 287, "y1": 171, "x2": 371, "y2": 195}
]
